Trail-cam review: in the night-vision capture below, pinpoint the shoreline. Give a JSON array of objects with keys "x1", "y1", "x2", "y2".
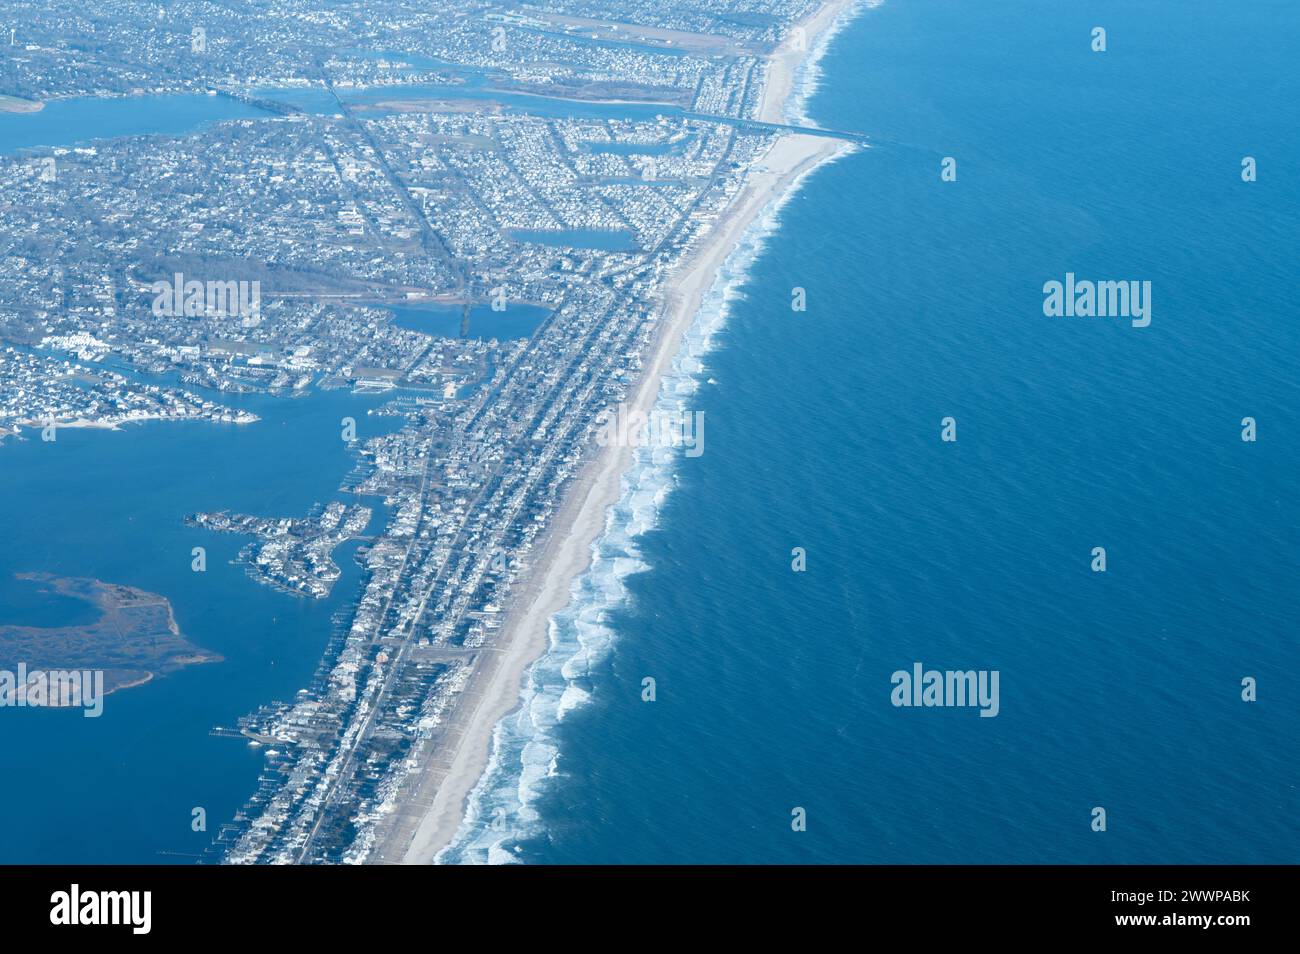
[
  {"x1": 758, "y1": 0, "x2": 856, "y2": 125},
  {"x1": 0, "y1": 95, "x2": 44, "y2": 114},
  {"x1": 7, "y1": 413, "x2": 259, "y2": 435},
  {"x1": 383, "y1": 2, "x2": 855, "y2": 866}
]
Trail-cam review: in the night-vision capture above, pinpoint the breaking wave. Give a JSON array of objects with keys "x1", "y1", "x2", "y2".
[
  {"x1": 436, "y1": 139, "x2": 857, "y2": 869},
  {"x1": 786, "y1": 0, "x2": 874, "y2": 128}
]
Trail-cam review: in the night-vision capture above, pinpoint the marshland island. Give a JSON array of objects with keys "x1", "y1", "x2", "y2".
[{"x1": 0, "y1": 573, "x2": 220, "y2": 696}]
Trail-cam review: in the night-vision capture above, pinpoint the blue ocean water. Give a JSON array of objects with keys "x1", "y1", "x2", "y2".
[{"x1": 444, "y1": 0, "x2": 1300, "y2": 863}]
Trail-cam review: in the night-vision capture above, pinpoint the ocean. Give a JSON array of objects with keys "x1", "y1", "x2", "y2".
[{"x1": 441, "y1": 0, "x2": 1300, "y2": 863}]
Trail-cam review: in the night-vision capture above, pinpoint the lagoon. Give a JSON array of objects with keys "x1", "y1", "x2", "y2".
[
  {"x1": 386, "y1": 301, "x2": 550, "y2": 341},
  {"x1": 511, "y1": 228, "x2": 638, "y2": 252},
  {"x1": 0, "y1": 383, "x2": 402, "y2": 863},
  {"x1": 0, "y1": 92, "x2": 270, "y2": 156},
  {"x1": 0, "y1": 80, "x2": 691, "y2": 160}
]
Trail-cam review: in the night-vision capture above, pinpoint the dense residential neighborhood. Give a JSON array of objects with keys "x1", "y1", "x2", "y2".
[{"x1": 0, "y1": 0, "x2": 824, "y2": 863}]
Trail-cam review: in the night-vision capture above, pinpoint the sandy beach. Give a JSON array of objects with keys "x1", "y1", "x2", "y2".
[
  {"x1": 758, "y1": 0, "x2": 855, "y2": 124},
  {"x1": 381, "y1": 1, "x2": 855, "y2": 866}
]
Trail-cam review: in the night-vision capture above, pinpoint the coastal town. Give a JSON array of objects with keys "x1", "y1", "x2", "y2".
[
  {"x1": 0, "y1": 0, "x2": 852, "y2": 864},
  {"x1": 187, "y1": 502, "x2": 373, "y2": 599},
  {"x1": 0, "y1": 345, "x2": 255, "y2": 440}
]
